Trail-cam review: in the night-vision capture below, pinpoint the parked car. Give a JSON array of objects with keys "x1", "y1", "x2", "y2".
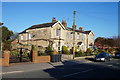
[
  {"x1": 94, "y1": 52, "x2": 111, "y2": 62},
  {"x1": 114, "y1": 52, "x2": 120, "y2": 58}
]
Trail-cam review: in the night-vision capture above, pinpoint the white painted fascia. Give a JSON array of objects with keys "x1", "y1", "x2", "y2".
[{"x1": 52, "y1": 21, "x2": 66, "y2": 30}]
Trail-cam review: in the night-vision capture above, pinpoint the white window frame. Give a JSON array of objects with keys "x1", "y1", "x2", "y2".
[
  {"x1": 56, "y1": 29, "x2": 60, "y2": 36},
  {"x1": 77, "y1": 34, "x2": 80, "y2": 40},
  {"x1": 67, "y1": 32, "x2": 71, "y2": 38},
  {"x1": 28, "y1": 33, "x2": 32, "y2": 40},
  {"x1": 21, "y1": 36, "x2": 24, "y2": 40}
]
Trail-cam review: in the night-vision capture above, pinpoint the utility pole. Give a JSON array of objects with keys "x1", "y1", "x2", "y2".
[
  {"x1": 72, "y1": 11, "x2": 76, "y2": 59},
  {"x1": 0, "y1": 23, "x2": 3, "y2": 54}
]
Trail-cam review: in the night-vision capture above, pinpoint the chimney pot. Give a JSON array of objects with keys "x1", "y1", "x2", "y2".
[
  {"x1": 62, "y1": 20, "x2": 67, "y2": 27},
  {"x1": 52, "y1": 17, "x2": 57, "y2": 22},
  {"x1": 79, "y1": 27, "x2": 83, "y2": 31}
]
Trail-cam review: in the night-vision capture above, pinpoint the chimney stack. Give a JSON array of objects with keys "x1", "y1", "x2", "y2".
[
  {"x1": 62, "y1": 20, "x2": 67, "y2": 27},
  {"x1": 72, "y1": 25, "x2": 76, "y2": 30},
  {"x1": 52, "y1": 17, "x2": 57, "y2": 22},
  {"x1": 79, "y1": 27, "x2": 83, "y2": 31}
]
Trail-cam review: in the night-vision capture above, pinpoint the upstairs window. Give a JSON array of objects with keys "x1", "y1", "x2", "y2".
[
  {"x1": 28, "y1": 33, "x2": 32, "y2": 39},
  {"x1": 21, "y1": 36, "x2": 24, "y2": 40},
  {"x1": 56, "y1": 29, "x2": 60, "y2": 36},
  {"x1": 77, "y1": 34, "x2": 80, "y2": 40},
  {"x1": 81, "y1": 34, "x2": 84, "y2": 40},
  {"x1": 67, "y1": 32, "x2": 71, "y2": 38},
  {"x1": 90, "y1": 36, "x2": 93, "y2": 41}
]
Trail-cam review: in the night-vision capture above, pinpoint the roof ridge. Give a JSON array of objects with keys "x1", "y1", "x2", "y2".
[{"x1": 32, "y1": 21, "x2": 58, "y2": 26}]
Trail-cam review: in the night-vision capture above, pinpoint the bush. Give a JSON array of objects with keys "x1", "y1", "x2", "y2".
[
  {"x1": 45, "y1": 45, "x2": 53, "y2": 55},
  {"x1": 10, "y1": 50, "x2": 19, "y2": 56},
  {"x1": 69, "y1": 47, "x2": 73, "y2": 54},
  {"x1": 31, "y1": 45, "x2": 37, "y2": 51},
  {"x1": 3, "y1": 40, "x2": 11, "y2": 50},
  {"x1": 38, "y1": 51, "x2": 48, "y2": 56},
  {"x1": 69, "y1": 46, "x2": 79, "y2": 54},
  {"x1": 85, "y1": 48, "x2": 92, "y2": 56},
  {"x1": 75, "y1": 46, "x2": 78, "y2": 52},
  {"x1": 62, "y1": 46, "x2": 69, "y2": 54},
  {"x1": 75, "y1": 50, "x2": 83, "y2": 57}
]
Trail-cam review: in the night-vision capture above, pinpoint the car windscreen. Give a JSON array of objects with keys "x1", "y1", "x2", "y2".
[{"x1": 96, "y1": 53, "x2": 107, "y2": 58}]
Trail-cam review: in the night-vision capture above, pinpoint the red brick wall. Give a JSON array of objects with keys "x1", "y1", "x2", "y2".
[
  {"x1": 0, "y1": 50, "x2": 10, "y2": 66},
  {"x1": 32, "y1": 50, "x2": 50, "y2": 63}
]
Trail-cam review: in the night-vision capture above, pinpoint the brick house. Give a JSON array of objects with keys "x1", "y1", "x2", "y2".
[{"x1": 19, "y1": 18, "x2": 94, "y2": 52}]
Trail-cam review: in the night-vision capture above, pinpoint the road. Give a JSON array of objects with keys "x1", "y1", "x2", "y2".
[{"x1": 2, "y1": 58, "x2": 120, "y2": 80}]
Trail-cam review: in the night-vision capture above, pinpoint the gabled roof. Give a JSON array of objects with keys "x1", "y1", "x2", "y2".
[
  {"x1": 65, "y1": 27, "x2": 73, "y2": 31},
  {"x1": 19, "y1": 21, "x2": 58, "y2": 34},
  {"x1": 28, "y1": 21, "x2": 58, "y2": 29},
  {"x1": 19, "y1": 20, "x2": 94, "y2": 35},
  {"x1": 84, "y1": 30, "x2": 94, "y2": 36}
]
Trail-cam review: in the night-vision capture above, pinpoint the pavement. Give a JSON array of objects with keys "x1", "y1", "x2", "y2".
[
  {"x1": 1, "y1": 57, "x2": 120, "y2": 79},
  {"x1": 1, "y1": 56, "x2": 92, "y2": 74}
]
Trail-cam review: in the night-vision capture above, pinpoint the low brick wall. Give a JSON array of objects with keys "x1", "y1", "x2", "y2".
[
  {"x1": 35, "y1": 56, "x2": 50, "y2": 63},
  {"x1": 32, "y1": 50, "x2": 50, "y2": 63},
  {"x1": 0, "y1": 50, "x2": 10, "y2": 66}
]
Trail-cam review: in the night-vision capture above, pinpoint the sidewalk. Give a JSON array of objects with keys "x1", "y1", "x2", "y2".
[{"x1": 2, "y1": 56, "x2": 93, "y2": 74}]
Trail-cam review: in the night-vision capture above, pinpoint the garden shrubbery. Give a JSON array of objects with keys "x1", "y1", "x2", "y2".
[
  {"x1": 75, "y1": 50, "x2": 83, "y2": 57},
  {"x1": 85, "y1": 48, "x2": 93, "y2": 56},
  {"x1": 62, "y1": 46, "x2": 69, "y2": 54}
]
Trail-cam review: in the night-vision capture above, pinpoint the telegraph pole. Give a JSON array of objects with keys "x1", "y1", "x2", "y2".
[
  {"x1": 72, "y1": 11, "x2": 76, "y2": 59},
  {"x1": 0, "y1": 22, "x2": 3, "y2": 58}
]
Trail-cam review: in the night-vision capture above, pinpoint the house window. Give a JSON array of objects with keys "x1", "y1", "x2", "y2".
[
  {"x1": 56, "y1": 29, "x2": 60, "y2": 36},
  {"x1": 67, "y1": 32, "x2": 71, "y2": 38},
  {"x1": 77, "y1": 34, "x2": 80, "y2": 40},
  {"x1": 21, "y1": 36, "x2": 24, "y2": 40},
  {"x1": 90, "y1": 36, "x2": 93, "y2": 41},
  {"x1": 28, "y1": 33, "x2": 32, "y2": 39},
  {"x1": 81, "y1": 35, "x2": 84, "y2": 40}
]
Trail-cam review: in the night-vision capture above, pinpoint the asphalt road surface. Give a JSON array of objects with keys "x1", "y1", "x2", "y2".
[{"x1": 2, "y1": 58, "x2": 120, "y2": 80}]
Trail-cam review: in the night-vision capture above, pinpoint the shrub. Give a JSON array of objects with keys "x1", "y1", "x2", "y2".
[
  {"x1": 85, "y1": 48, "x2": 92, "y2": 56},
  {"x1": 10, "y1": 50, "x2": 19, "y2": 56},
  {"x1": 69, "y1": 47, "x2": 73, "y2": 54},
  {"x1": 38, "y1": 51, "x2": 48, "y2": 56},
  {"x1": 31, "y1": 45, "x2": 37, "y2": 51},
  {"x1": 75, "y1": 50, "x2": 83, "y2": 57},
  {"x1": 62, "y1": 46, "x2": 69, "y2": 54},
  {"x1": 45, "y1": 45, "x2": 53, "y2": 55},
  {"x1": 69, "y1": 46, "x2": 79, "y2": 54},
  {"x1": 75, "y1": 46, "x2": 78, "y2": 52},
  {"x1": 3, "y1": 40, "x2": 11, "y2": 50}
]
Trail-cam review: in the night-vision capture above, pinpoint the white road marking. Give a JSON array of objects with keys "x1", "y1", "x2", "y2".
[
  {"x1": 0, "y1": 71, "x2": 24, "y2": 75},
  {"x1": 63, "y1": 69, "x2": 93, "y2": 77},
  {"x1": 56, "y1": 67, "x2": 84, "y2": 69},
  {"x1": 84, "y1": 61, "x2": 92, "y2": 63},
  {"x1": 107, "y1": 65, "x2": 113, "y2": 67}
]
